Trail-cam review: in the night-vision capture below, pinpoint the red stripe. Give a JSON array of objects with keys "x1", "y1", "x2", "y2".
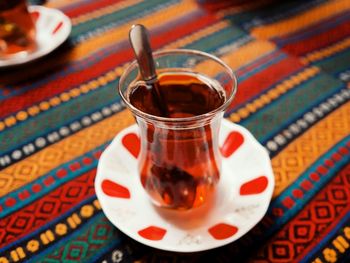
[
  {"x1": 0, "y1": 14, "x2": 217, "y2": 119},
  {"x1": 228, "y1": 56, "x2": 304, "y2": 110},
  {"x1": 0, "y1": 169, "x2": 96, "y2": 249},
  {"x1": 52, "y1": 21, "x2": 63, "y2": 35},
  {"x1": 64, "y1": 0, "x2": 123, "y2": 18},
  {"x1": 282, "y1": 21, "x2": 350, "y2": 56}
]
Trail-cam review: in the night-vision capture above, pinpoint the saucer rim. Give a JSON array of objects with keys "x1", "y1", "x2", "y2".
[
  {"x1": 0, "y1": 5, "x2": 72, "y2": 67},
  {"x1": 95, "y1": 119, "x2": 275, "y2": 252}
]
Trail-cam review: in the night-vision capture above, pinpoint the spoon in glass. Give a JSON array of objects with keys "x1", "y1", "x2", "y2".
[{"x1": 129, "y1": 24, "x2": 168, "y2": 117}]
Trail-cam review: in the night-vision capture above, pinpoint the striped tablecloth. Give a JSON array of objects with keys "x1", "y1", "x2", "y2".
[{"x1": 1, "y1": 0, "x2": 349, "y2": 262}]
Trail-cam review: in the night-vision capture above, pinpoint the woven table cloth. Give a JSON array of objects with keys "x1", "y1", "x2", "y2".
[{"x1": 0, "y1": 0, "x2": 349, "y2": 262}]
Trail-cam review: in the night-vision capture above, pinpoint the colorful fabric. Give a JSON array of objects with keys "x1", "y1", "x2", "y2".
[{"x1": 0, "y1": 0, "x2": 349, "y2": 262}]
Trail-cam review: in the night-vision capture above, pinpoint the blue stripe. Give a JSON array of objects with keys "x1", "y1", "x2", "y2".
[{"x1": 300, "y1": 210, "x2": 350, "y2": 263}]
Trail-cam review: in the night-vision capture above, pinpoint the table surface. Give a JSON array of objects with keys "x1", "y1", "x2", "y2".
[{"x1": 0, "y1": 0, "x2": 349, "y2": 262}]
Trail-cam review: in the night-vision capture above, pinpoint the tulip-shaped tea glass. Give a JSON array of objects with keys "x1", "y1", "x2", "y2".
[{"x1": 119, "y1": 49, "x2": 237, "y2": 210}]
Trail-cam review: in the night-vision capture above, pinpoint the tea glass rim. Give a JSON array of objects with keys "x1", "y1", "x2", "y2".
[{"x1": 118, "y1": 48, "x2": 237, "y2": 124}]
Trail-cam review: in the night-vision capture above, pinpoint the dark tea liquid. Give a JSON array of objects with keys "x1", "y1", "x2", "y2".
[{"x1": 129, "y1": 72, "x2": 225, "y2": 210}]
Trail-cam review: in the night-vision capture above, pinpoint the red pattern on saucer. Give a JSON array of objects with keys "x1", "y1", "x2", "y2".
[
  {"x1": 121, "y1": 133, "x2": 140, "y2": 158},
  {"x1": 138, "y1": 226, "x2": 167, "y2": 241},
  {"x1": 220, "y1": 131, "x2": 244, "y2": 157},
  {"x1": 101, "y1": 179, "x2": 130, "y2": 199},
  {"x1": 240, "y1": 176, "x2": 269, "y2": 195},
  {"x1": 208, "y1": 223, "x2": 239, "y2": 240}
]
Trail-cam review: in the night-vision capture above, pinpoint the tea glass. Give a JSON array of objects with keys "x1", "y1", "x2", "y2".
[{"x1": 119, "y1": 49, "x2": 237, "y2": 210}]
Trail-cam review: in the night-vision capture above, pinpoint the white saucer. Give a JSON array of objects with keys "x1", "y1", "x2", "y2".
[
  {"x1": 95, "y1": 119, "x2": 274, "y2": 252},
  {"x1": 0, "y1": 5, "x2": 71, "y2": 67}
]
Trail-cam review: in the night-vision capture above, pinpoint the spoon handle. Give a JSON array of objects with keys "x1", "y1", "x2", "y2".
[{"x1": 129, "y1": 24, "x2": 157, "y2": 81}]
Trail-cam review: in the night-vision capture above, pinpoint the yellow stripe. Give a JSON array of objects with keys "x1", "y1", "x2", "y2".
[
  {"x1": 251, "y1": 0, "x2": 350, "y2": 39},
  {"x1": 271, "y1": 100, "x2": 350, "y2": 198},
  {"x1": 0, "y1": 110, "x2": 134, "y2": 197},
  {"x1": 301, "y1": 37, "x2": 350, "y2": 64},
  {"x1": 229, "y1": 66, "x2": 320, "y2": 122},
  {"x1": 71, "y1": 0, "x2": 143, "y2": 25}
]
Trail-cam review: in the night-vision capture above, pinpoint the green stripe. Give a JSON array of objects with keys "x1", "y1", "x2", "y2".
[
  {"x1": 185, "y1": 26, "x2": 246, "y2": 52},
  {"x1": 241, "y1": 73, "x2": 345, "y2": 142},
  {"x1": 71, "y1": 0, "x2": 177, "y2": 38},
  {"x1": 0, "y1": 80, "x2": 120, "y2": 152},
  {"x1": 313, "y1": 49, "x2": 350, "y2": 76}
]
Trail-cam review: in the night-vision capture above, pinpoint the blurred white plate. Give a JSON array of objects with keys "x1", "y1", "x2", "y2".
[
  {"x1": 95, "y1": 119, "x2": 275, "y2": 252},
  {"x1": 0, "y1": 5, "x2": 71, "y2": 67}
]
